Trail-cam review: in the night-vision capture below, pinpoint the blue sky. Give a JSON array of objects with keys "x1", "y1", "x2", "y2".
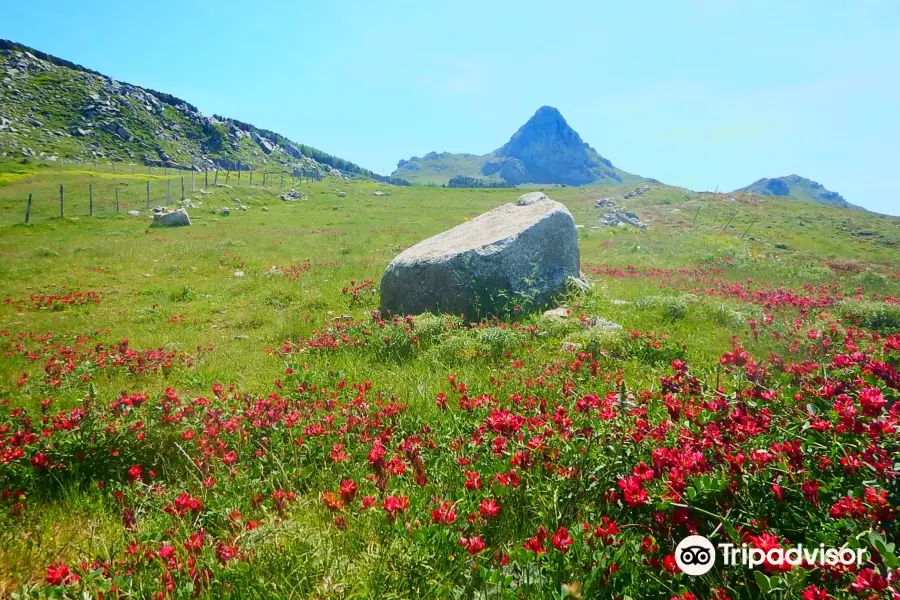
[{"x1": 3, "y1": 0, "x2": 899, "y2": 214}]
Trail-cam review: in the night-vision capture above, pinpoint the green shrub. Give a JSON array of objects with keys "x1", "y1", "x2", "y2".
[
  {"x1": 705, "y1": 302, "x2": 745, "y2": 328},
  {"x1": 563, "y1": 327, "x2": 630, "y2": 359},
  {"x1": 424, "y1": 334, "x2": 489, "y2": 366},
  {"x1": 476, "y1": 326, "x2": 525, "y2": 357},
  {"x1": 836, "y1": 300, "x2": 900, "y2": 333},
  {"x1": 412, "y1": 313, "x2": 455, "y2": 345},
  {"x1": 636, "y1": 294, "x2": 691, "y2": 321},
  {"x1": 857, "y1": 269, "x2": 888, "y2": 288}
]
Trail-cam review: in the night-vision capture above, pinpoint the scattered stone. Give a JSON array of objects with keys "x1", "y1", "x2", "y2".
[
  {"x1": 233, "y1": 271, "x2": 244, "y2": 277},
  {"x1": 543, "y1": 307, "x2": 571, "y2": 319},
  {"x1": 280, "y1": 189, "x2": 307, "y2": 201},
  {"x1": 152, "y1": 208, "x2": 191, "y2": 227},
  {"x1": 516, "y1": 192, "x2": 548, "y2": 206},
  {"x1": 372, "y1": 191, "x2": 386, "y2": 196},
  {"x1": 127, "y1": 210, "x2": 140, "y2": 217},
  {"x1": 221, "y1": 207, "x2": 230, "y2": 216},
  {"x1": 597, "y1": 210, "x2": 646, "y2": 229},
  {"x1": 584, "y1": 317, "x2": 623, "y2": 330},
  {"x1": 261, "y1": 207, "x2": 269, "y2": 212},
  {"x1": 380, "y1": 195, "x2": 584, "y2": 317},
  {"x1": 239, "y1": 205, "x2": 248, "y2": 211},
  {"x1": 338, "y1": 191, "x2": 346, "y2": 197},
  {"x1": 611, "y1": 299, "x2": 631, "y2": 306}
]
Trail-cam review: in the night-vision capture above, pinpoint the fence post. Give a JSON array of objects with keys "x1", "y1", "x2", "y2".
[
  {"x1": 25, "y1": 193, "x2": 32, "y2": 224},
  {"x1": 164, "y1": 165, "x2": 168, "y2": 176},
  {"x1": 225, "y1": 169, "x2": 230, "y2": 185},
  {"x1": 263, "y1": 173, "x2": 267, "y2": 187},
  {"x1": 191, "y1": 169, "x2": 195, "y2": 192},
  {"x1": 181, "y1": 176, "x2": 185, "y2": 201},
  {"x1": 131, "y1": 163, "x2": 135, "y2": 175},
  {"x1": 148, "y1": 164, "x2": 151, "y2": 175},
  {"x1": 741, "y1": 215, "x2": 759, "y2": 239},
  {"x1": 249, "y1": 169, "x2": 253, "y2": 187},
  {"x1": 214, "y1": 169, "x2": 219, "y2": 186},
  {"x1": 205, "y1": 170, "x2": 209, "y2": 188},
  {"x1": 89, "y1": 184, "x2": 93, "y2": 216},
  {"x1": 146, "y1": 181, "x2": 150, "y2": 209},
  {"x1": 115, "y1": 187, "x2": 120, "y2": 212},
  {"x1": 280, "y1": 171, "x2": 284, "y2": 188},
  {"x1": 238, "y1": 168, "x2": 242, "y2": 185},
  {"x1": 167, "y1": 179, "x2": 171, "y2": 205},
  {"x1": 59, "y1": 184, "x2": 64, "y2": 217},
  {"x1": 112, "y1": 162, "x2": 116, "y2": 173}
]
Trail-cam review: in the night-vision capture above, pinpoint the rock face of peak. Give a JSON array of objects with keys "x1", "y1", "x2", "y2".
[
  {"x1": 735, "y1": 175, "x2": 859, "y2": 209},
  {"x1": 392, "y1": 106, "x2": 645, "y2": 186},
  {"x1": 490, "y1": 106, "x2": 607, "y2": 186}
]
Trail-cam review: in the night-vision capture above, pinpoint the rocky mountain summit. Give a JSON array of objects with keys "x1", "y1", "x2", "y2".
[
  {"x1": 0, "y1": 40, "x2": 402, "y2": 182},
  {"x1": 734, "y1": 175, "x2": 858, "y2": 209},
  {"x1": 393, "y1": 106, "x2": 646, "y2": 187}
]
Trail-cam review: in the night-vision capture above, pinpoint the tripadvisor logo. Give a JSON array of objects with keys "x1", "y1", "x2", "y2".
[
  {"x1": 675, "y1": 535, "x2": 867, "y2": 576},
  {"x1": 675, "y1": 535, "x2": 716, "y2": 576}
]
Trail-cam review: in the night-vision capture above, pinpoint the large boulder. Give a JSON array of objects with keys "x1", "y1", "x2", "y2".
[
  {"x1": 380, "y1": 198, "x2": 584, "y2": 317},
  {"x1": 153, "y1": 208, "x2": 191, "y2": 227}
]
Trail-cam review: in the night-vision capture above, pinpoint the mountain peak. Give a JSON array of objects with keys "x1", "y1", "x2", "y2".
[
  {"x1": 392, "y1": 106, "x2": 645, "y2": 187},
  {"x1": 490, "y1": 107, "x2": 620, "y2": 185}
]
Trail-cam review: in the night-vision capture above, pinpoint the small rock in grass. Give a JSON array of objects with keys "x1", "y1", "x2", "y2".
[{"x1": 543, "y1": 307, "x2": 571, "y2": 319}]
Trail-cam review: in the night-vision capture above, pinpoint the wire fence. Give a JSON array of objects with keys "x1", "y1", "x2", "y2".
[{"x1": 1, "y1": 158, "x2": 324, "y2": 226}]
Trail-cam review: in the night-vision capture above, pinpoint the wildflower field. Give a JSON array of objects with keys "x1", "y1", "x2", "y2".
[{"x1": 0, "y1": 162, "x2": 899, "y2": 599}]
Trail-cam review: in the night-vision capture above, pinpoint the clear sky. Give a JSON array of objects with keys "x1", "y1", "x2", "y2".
[{"x1": 3, "y1": 0, "x2": 898, "y2": 214}]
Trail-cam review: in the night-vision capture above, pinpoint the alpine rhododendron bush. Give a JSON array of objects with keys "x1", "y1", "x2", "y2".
[{"x1": 0, "y1": 174, "x2": 898, "y2": 599}]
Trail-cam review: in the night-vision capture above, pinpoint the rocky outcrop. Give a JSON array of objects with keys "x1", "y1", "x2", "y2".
[
  {"x1": 0, "y1": 41, "x2": 382, "y2": 182},
  {"x1": 380, "y1": 196, "x2": 584, "y2": 317}
]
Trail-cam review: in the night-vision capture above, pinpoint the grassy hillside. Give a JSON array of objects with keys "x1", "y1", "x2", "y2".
[
  {"x1": 734, "y1": 174, "x2": 857, "y2": 209},
  {"x1": 0, "y1": 165, "x2": 899, "y2": 598},
  {"x1": 0, "y1": 40, "x2": 399, "y2": 183},
  {"x1": 394, "y1": 151, "x2": 499, "y2": 185}
]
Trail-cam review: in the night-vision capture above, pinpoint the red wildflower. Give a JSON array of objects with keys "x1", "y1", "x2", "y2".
[
  {"x1": 479, "y1": 498, "x2": 501, "y2": 521},
  {"x1": 339, "y1": 479, "x2": 358, "y2": 503},
  {"x1": 524, "y1": 525, "x2": 549, "y2": 556},
  {"x1": 382, "y1": 495, "x2": 409, "y2": 521},
  {"x1": 551, "y1": 526, "x2": 573, "y2": 554},
  {"x1": 431, "y1": 500, "x2": 457, "y2": 525},
  {"x1": 801, "y1": 585, "x2": 831, "y2": 600},
  {"x1": 459, "y1": 536, "x2": 485, "y2": 555}
]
